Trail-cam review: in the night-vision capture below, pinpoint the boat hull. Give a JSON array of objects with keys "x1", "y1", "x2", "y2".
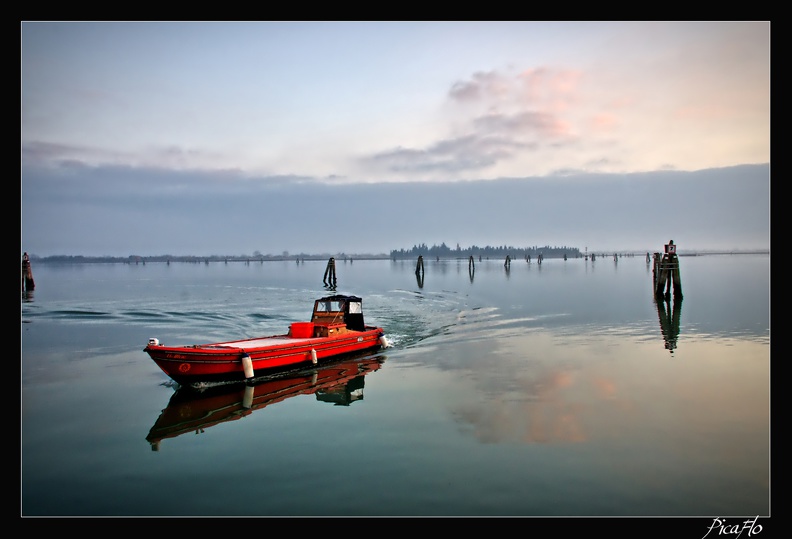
[{"x1": 144, "y1": 326, "x2": 385, "y2": 385}]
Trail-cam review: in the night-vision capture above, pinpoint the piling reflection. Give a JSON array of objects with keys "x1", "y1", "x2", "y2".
[
  {"x1": 655, "y1": 296, "x2": 682, "y2": 353},
  {"x1": 146, "y1": 355, "x2": 385, "y2": 450}
]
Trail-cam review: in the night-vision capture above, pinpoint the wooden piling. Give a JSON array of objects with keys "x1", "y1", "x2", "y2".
[
  {"x1": 412, "y1": 255, "x2": 425, "y2": 288},
  {"x1": 22, "y1": 252, "x2": 35, "y2": 292},
  {"x1": 504, "y1": 255, "x2": 510, "y2": 268},
  {"x1": 323, "y1": 257, "x2": 337, "y2": 287},
  {"x1": 671, "y1": 262, "x2": 683, "y2": 297}
]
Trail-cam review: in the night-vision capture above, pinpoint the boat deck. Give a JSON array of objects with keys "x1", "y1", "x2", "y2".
[{"x1": 198, "y1": 336, "x2": 319, "y2": 349}]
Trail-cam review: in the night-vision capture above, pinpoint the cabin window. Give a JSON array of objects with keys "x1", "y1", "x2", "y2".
[
  {"x1": 348, "y1": 301, "x2": 362, "y2": 314},
  {"x1": 316, "y1": 300, "x2": 345, "y2": 312}
]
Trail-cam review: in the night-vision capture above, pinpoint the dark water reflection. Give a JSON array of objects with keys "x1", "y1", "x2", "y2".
[
  {"x1": 21, "y1": 254, "x2": 770, "y2": 517},
  {"x1": 147, "y1": 355, "x2": 385, "y2": 451},
  {"x1": 656, "y1": 295, "x2": 682, "y2": 353}
]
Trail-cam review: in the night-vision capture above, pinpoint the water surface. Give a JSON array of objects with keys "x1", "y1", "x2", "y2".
[{"x1": 21, "y1": 254, "x2": 770, "y2": 517}]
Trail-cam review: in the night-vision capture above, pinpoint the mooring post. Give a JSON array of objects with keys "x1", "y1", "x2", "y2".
[
  {"x1": 654, "y1": 257, "x2": 668, "y2": 297},
  {"x1": 323, "y1": 257, "x2": 337, "y2": 287},
  {"x1": 654, "y1": 240, "x2": 683, "y2": 299},
  {"x1": 504, "y1": 255, "x2": 510, "y2": 268},
  {"x1": 415, "y1": 255, "x2": 424, "y2": 275},
  {"x1": 22, "y1": 252, "x2": 35, "y2": 292},
  {"x1": 468, "y1": 255, "x2": 475, "y2": 272},
  {"x1": 671, "y1": 260, "x2": 683, "y2": 298}
]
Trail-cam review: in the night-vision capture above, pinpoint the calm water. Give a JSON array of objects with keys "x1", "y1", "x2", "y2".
[{"x1": 20, "y1": 254, "x2": 770, "y2": 517}]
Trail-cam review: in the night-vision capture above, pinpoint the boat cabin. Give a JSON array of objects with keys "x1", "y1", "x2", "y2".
[
  {"x1": 311, "y1": 294, "x2": 366, "y2": 331},
  {"x1": 289, "y1": 295, "x2": 368, "y2": 338}
]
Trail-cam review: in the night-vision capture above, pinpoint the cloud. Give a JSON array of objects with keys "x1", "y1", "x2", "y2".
[
  {"x1": 363, "y1": 134, "x2": 529, "y2": 176},
  {"x1": 361, "y1": 68, "x2": 582, "y2": 180},
  {"x1": 21, "y1": 161, "x2": 769, "y2": 257}
]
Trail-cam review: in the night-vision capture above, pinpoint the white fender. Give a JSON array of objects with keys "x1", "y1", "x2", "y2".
[
  {"x1": 241, "y1": 353, "x2": 254, "y2": 380},
  {"x1": 311, "y1": 349, "x2": 318, "y2": 364}
]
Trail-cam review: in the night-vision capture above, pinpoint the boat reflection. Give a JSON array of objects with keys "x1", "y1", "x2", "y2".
[
  {"x1": 655, "y1": 295, "x2": 682, "y2": 354},
  {"x1": 147, "y1": 355, "x2": 386, "y2": 450}
]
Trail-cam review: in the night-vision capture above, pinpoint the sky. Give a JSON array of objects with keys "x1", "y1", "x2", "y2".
[{"x1": 20, "y1": 21, "x2": 771, "y2": 257}]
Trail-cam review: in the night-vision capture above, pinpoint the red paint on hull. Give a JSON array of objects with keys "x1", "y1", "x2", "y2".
[{"x1": 145, "y1": 327, "x2": 385, "y2": 385}]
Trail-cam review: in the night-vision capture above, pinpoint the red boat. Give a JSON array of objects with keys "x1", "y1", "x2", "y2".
[
  {"x1": 147, "y1": 356, "x2": 384, "y2": 450},
  {"x1": 144, "y1": 294, "x2": 388, "y2": 386}
]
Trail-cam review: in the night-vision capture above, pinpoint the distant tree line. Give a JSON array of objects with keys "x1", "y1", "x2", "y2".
[
  {"x1": 27, "y1": 254, "x2": 368, "y2": 264},
  {"x1": 25, "y1": 243, "x2": 585, "y2": 264},
  {"x1": 389, "y1": 243, "x2": 582, "y2": 260},
  {"x1": 22, "y1": 245, "x2": 769, "y2": 264}
]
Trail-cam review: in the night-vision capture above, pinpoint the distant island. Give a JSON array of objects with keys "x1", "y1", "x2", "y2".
[{"x1": 25, "y1": 242, "x2": 768, "y2": 264}]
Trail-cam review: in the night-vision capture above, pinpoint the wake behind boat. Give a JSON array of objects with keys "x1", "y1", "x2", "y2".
[{"x1": 144, "y1": 294, "x2": 388, "y2": 386}]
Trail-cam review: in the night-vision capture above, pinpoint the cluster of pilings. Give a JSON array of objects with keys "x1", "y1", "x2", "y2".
[
  {"x1": 652, "y1": 241, "x2": 683, "y2": 299},
  {"x1": 314, "y1": 250, "x2": 682, "y2": 299},
  {"x1": 323, "y1": 257, "x2": 337, "y2": 288}
]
